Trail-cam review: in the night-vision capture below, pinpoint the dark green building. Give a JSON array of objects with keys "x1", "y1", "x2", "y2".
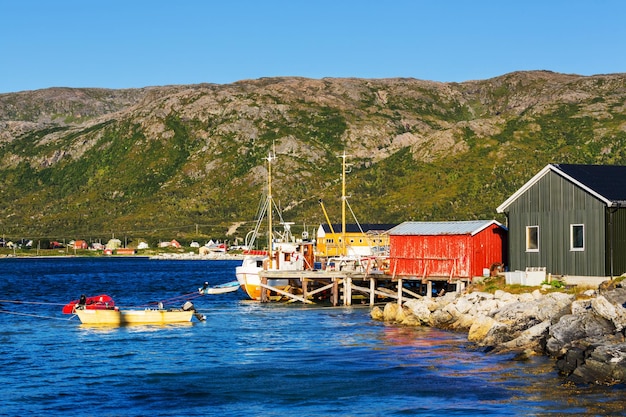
[{"x1": 497, "y1": 164, "x2": 626, "y2": 278}]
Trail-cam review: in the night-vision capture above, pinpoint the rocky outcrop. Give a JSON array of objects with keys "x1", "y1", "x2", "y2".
[{"x1": 371, "y1": 280, "x2": 626, "y2": 385}]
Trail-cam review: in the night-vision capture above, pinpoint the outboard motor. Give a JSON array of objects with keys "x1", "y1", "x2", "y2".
[{"x1": 182, "y1": 301, "x2": 206, "y2": 321}]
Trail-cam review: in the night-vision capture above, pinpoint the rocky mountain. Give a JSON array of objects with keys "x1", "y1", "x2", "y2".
[{"x1": 1, "y1": 71, "x2": 625, "y2": 245}]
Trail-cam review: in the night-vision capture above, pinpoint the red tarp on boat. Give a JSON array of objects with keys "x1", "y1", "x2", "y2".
[{"x1": 62, "y1": 294, "x2": 115, "y2": 314}]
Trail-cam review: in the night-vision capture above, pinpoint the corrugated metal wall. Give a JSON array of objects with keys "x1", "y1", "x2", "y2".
[
  {"x1": 388, "y1": 225, "x2": 506, "y2": 278},
  {"x1": 390, "y1": 234, "x2": 471, "y2": 277},
  {"x1": 505, "y1": 171, "x2": 606, "y2": 276},
  {"x1": 605, "y1": 208, "x2": 626, "y2": 276},
  {"x1": 471, "y1": 224, "x2": 508, "y2": 276}
]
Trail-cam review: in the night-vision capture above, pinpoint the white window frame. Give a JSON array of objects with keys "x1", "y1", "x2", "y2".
[
  {"x1": 526, "y1": 225, "x2": 539, "y2": 252},
  {"x1": 570, "y1": 224, "x2": 585, "y2": 251}
]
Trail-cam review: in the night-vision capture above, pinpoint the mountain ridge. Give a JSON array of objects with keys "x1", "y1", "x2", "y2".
[{"x1": 1, "y1": 71, "x2": 625, "y2": 245}]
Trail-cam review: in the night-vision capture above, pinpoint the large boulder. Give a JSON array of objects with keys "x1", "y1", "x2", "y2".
[
  {"x1": 383, "y1": 302, "x2": 403, "y2": 322},
  {"x1": 571, "y1": 341, "x2": 626, "y2": 385},
  {"x1": 370, "y1": 305, "x2": 384, "y2": 321},
  {"x1": 467, "y1": 315, "x2": 501, "y2": 344},
  {"x1": 590, "y1": 294, "x2": 626, "y2": 331},
  {"x1": 545, "y1": 312, "x2": 616, "y2": 357},
  {"x1": 555, "y1": 336, "x2": 626, "y2": 384},
  {"x1": 496, "y1": 320, "x2": 551, "y2": 353},
  {"x1": 403, "y1": 299, "x2": 432, "y2": 325},
  {"x1": 430, "y1": 302, "x2": 461, "y2": 328},
  {"x1": 476, "y1": 292, "x2": 574, "y2": 350}
]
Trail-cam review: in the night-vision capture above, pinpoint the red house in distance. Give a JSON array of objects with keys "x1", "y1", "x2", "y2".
[{"x1": 388, "y1": 220, "x2": 508, "y2": 280}]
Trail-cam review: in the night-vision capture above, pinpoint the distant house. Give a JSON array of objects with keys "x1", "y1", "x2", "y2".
[
  {"x1": 497, "y1": 164, "x2": 626, "y2": 277},
  {"x1": 116, "y1": 248, "x2": 135, "y2": 255},
  {"x1": 388, "y1": 220, "x2": 507, "y2": 279},
  {"x1": 316, "y1": 224, "x2": 397, "y2": 257},
  {"x1": 73, "y1": 240, "x2": 88, "y2": 250},
  {"x1": 158, "y1": 240, "x2": 181, "y2": 248}
]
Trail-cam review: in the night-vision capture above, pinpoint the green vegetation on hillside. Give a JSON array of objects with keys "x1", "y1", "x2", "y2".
[{"x1": 1, "y1": 73, "x2": 626, "y2": 244}]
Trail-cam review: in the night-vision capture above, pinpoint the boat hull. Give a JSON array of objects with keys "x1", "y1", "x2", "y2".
[
  {"x1": 200, "y1": 280, "x2": 241, "y2": 295},
  {"x1": 75, "y1": 308, "x2": 193, "y2": 325},
  {"x1": 236, "y1": 264, "x2": 289, "y2": 301}
]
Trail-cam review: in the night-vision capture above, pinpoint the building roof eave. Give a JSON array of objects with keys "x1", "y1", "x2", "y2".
[{"x1": 497, "y1": 163, "x2": 615, "y2": 213}]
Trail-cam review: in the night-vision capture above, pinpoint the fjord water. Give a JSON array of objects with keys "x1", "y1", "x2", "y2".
[{"x1": 0, "y1": 257, "x2": 624, "y2": 416}]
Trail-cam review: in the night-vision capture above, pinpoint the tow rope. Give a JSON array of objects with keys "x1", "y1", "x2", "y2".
[
  {"x1": 0, "y1": 309, "x2": 76, "y2": 321},
  {"x1": 0, "y1": 299, "x2": 66, "y2": 306}
]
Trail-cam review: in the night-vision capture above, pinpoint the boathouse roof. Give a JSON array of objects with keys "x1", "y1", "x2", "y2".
[
  {"x1": 497, "y1": 163, "x2": 626, "y2": 212},
  {"x1": 388, "y1": 220, "x2": 504, "y2": 236}
]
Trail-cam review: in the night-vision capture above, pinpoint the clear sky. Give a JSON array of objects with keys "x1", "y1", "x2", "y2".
[{"x1": 1, "y1": 0, "x2": 625, "y2": 93}]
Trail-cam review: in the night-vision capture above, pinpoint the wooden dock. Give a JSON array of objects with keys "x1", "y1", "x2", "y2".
[{"x1": 258, "y1": 269, "x2": 470, "y2": 306}]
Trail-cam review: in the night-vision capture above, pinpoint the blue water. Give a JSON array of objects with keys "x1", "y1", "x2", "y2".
[{"x1": 0, "y1": 257, "x2": 624, "y2": 416}]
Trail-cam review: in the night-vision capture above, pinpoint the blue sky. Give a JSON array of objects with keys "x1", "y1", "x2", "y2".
[{"x1": 1, "y1": 0, "x2": 625, "y2": 93}]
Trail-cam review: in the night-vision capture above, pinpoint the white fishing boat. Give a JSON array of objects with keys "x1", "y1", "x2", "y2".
[
  {"x1": 235, "y1": 151, "x2": 315, "y2": 301},
  {"x1": 236, "y1": 236, "x2": 315, "y2": 300}
]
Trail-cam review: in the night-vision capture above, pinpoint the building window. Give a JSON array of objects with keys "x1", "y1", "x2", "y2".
[
  {"x1": 571, "y1": 224, "x2": 584, "y2": 251},
  {"x1": 526, "y1": 226, "x2": 539, "y2": 252}
]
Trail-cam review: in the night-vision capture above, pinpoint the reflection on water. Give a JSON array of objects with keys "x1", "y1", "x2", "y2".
[
  {"x1": 78, "y1": 321, "x2": 194, "y2": 331},
  {"x1": 380, "y1": 325, "x2": 626, "y2": 416}
]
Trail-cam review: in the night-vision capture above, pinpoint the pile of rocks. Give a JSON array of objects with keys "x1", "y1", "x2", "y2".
[{"x1": 371, "y1": 279, "x2": 626, "y2": 385}]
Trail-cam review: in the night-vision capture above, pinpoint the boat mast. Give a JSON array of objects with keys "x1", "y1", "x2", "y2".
[
  {"x1": 267, "y1": 151, "x2": 274, "y2": 268},
  {"x1": 341, "y1": 151, "x2": 348, "y2": 257}
]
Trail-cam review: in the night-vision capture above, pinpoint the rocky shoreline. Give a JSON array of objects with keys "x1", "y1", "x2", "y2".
[{"x1": 371, "y1": 279, "x2": 626, "y2": 386}]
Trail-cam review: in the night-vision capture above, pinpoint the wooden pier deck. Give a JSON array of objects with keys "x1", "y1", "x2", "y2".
[{"x1": 258, "y1": 269, "x2": 470, "y2": 306}]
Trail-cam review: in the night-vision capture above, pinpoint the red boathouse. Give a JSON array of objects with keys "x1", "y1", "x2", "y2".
[{"x1": 387, "y1": 220, "x2": 508, "y2": 280}]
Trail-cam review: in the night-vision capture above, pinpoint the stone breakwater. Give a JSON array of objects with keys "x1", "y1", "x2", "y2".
[{"x1": 371, "y1": 280, "x2": 626, "y2": 386}]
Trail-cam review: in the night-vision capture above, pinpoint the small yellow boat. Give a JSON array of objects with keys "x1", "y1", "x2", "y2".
[
  {"x1": 74, "y1": 308, "x2": 194, "y2": 325},
  {"x1": 65, "y1": 295, "x2": 203, "y2": 325}
]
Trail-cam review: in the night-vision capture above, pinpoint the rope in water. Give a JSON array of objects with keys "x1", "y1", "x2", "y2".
[
  {"x1": 0, "y1": 299, "x2": 67, "y2": 306},
  {"x1": 0, "y1": 309, "x2": 76, "y2": 321}
]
